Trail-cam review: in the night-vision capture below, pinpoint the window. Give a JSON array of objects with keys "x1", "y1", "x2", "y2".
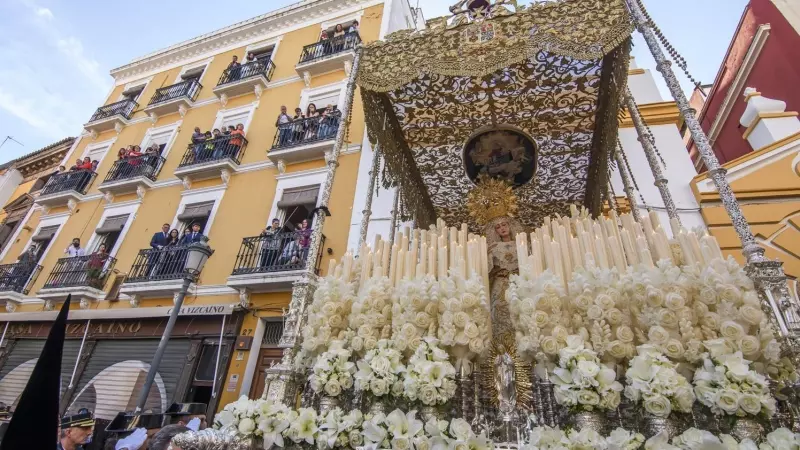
[
  {"x1": 181, "y1": 66, "x2": 205, "y2": 81},
  {"x1": 301, "y1": 82, "x2": 345, "y2": 112},
  {"x1": 121, "y1": 85, "x2": 145, "y2": 102},
  {"x1": 92, "y1": 214, "x2": 130, "y2": 253},
  {"x1": 81, "y1": 140, "x2": 114, "y2": 171},
  {"x1": 29, "y1": 225, "x2": 60, "y2": 263},
  {"x1": 177, "y1": 201, "x2": 215, "y2": 233},
  {"x1": 141, "y1": 122, "x2": 180, "y2": 158},
  {"x1": 212, "y1": 103, "x2": 255, "y2": 135},
  {"x1": 248, "y1": 46, "x2": 273, "y2": 63},
  {"x1": 277, "y1": 185, "x2": 319, "y2": 230}
]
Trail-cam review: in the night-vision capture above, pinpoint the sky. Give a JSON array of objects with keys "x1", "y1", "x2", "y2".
[{"x1": 0, "y1": 0, "x2": 748, "y2": 162}]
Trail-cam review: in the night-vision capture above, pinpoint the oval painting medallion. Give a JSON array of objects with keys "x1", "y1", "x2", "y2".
[{"x1": 463, "y1": 127, "x2": 537, "y2": 187}]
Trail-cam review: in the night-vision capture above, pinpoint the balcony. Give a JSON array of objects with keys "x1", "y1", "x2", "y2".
[
  {"x1": 0, "y1": 262, "x2": 42, "y2": 306},
  {"x1": 120, "y1": 245, "x2": 206, "y2": 299},
  {"x1": 296, "y1": 32, "x2": 361, "y2": 79},
  {"x1": 144, "y1": 79, "x2": 201, "y2": 119},
  {"x1": 268, "y1": 114, "x2": 340, "y2": 165},
  {"x1": 227, "y1": 231, "x2": 324, "y2": 292},
  {"x1": 174, "y1": 134, "x2": 248, "y2": 183},
  {"x1": 35, "y1": 170, "x2": 96, "y2": 210},
  {"x1": 84, "y1": 99, "x2": 138, "y2": 134},
  {"x1": 98, "y1": 154, "x2": 166, "y2": 197},
  {"x1": 213, "y1": 59, "x2": 275, "y2": 101},
  {"x1": 37, "y1": 254, "x2": 117, "y2": 305}
]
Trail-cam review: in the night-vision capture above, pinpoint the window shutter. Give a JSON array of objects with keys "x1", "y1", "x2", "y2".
[
  {"x1": 31, "y1": 225, "x2": 59, "y2": 242},
  {"x1": 276, "y1": 186, "x2": 319, "y2": 209},
  {"x1": 177, "y1": 201, "x2": 215, "y2": 221},
  {"x1": 95, "y1": 214, "x2": 129, "y2": 234}
]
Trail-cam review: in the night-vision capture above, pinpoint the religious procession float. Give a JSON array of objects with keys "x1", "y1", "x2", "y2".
[{"x1": 201, "y1": 0, "x2": 800, "y2": 449}]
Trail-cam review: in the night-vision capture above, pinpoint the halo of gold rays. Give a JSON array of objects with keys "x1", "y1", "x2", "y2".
[
  {"x1": 480, "y1": 333, "x2": 532, "y2": 408},
  {"x1": 467, "y1": 176, "x2": 519, "y2": 227}
]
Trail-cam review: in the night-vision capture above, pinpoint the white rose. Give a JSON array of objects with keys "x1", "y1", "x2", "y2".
[
  {"x1": 675, "y1": 388, "x2": 695, "y2": 413},
  {"x1": 595, "y1": 293, "x2": 615, "y2": 311},
  {"x1": 616, "y1": 326, "x2": 634, "y2": 343},
  {"x1": 607, "y1": 340, "x2": 629, "y2": 360},
  {"x1": 370, "y1": 378, "x2": 388, "y2": 396},
  {"x1": 574, "y1": 294, "x2": 593, "y2": 311},
  {"x1": 415, "y1": 312, "x2": 432, "y2": 329},
  {"x1": 720, "y1": 321, "x2": 745, "y2": 340},
  {"x1": 766, "y1": 428, "x2": 797, "y2": 450},
  {"x1": 534, "y1": 311, "x2": 550, "y2": 328},
  {"x1": 469, "y1": 338, "x2": 485, "y2": 354},
  {"x1": 454, "y1": 312, "x2": 469, "y2": 328},
  {"x1": 577, "y1": 390, "x2": 600, "y2": 406},
  {"x1": 541, "y1": 336, "x2": 559, "y2": 355},
  {"x1": 738, "y1": 336, "x2": 761, "y2": 357},
  {"x1": 449, "y1": 418, "x2": 472, "y2": 441},
  {"x1": 325, "y1": 379, "x2": 342, "y2": 397},
  {"x1": 643, "y1": 395, "x2": 672, "y2": 418},
  {"x1": 238, "y1": 418, "x2": 256, "y2": 435},
  {"x1": 664, "y1": 339, "x2": 685, "y2": 360},
  {"x1": 665, "y1": 292, "x2": 686, "y2": 311},
  {"x1": 739, "y1": 305, "x2": 763, "y2": 326},
  {"x1": 418, "y1": 385, "x2": 438, "y2": 405},
  {"x1": 606, "y1": 308, "x2": 624, "y2": 326},
  {"x1": 717, "y1": 390, "x2": 741, "y2": 415},
  {"x1": 659, "y1": 309, "x2": 679, "y2": 328},
  {"x1": 553, "y1": 325, "x2": 569, "y2": 342},
  {"x1": 393, "y1": 437, "x2": 411, "y2": 450},
  {"x1": 577, "y1": 360, "x2": 601, "y2": 378},
  {"x1": 646, "y1": 288, "x2": 665, "y2": 307},
  {"x1": 464, "y1": 322, "x2": 480, "y2": 339},
  {"x1": 328, "y1": 314, "x2": 343, "y2": 328},
  {"x1": 587, "y1": 305, "x2": 604, "y2": 320},
  {"x1": 703, "y1": 313, "x2": 721, "y2": 331},
  {"x1": 738, "y1": 394, "x2": 762, "y2": 416},
  {"x1": 648, "y1": 326, "x2": 670, "y2": 345},
  {"x1": 719, "y1": 285, "x2": 742, "y2": 304},
  {"x1": 699, "y1": 287, "x2": 718, "y2": 305}
]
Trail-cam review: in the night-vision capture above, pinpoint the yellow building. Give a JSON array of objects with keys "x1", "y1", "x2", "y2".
[{"x1": 0, "y1": 0, "x2": 420, "y2": 421}]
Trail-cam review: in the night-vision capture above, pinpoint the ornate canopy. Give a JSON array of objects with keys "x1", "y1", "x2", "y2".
[{"x1": 358, "y1": 0, "x2": 633, "y2": 231}]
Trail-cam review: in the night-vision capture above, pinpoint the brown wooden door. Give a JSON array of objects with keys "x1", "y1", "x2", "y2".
[{"x1": 249, "y1": 348, "x2": 283, "y2": 399}]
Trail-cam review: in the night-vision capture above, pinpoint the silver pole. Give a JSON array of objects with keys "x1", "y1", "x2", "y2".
[
  {"x1": 613, "y1": 147, "x2": 641, "y2": 222},
  {"x1": 624, "y1": 91, "x2": 680, "y2": 232},
  {"x1": 68, "y1": 319, "x2": 91, "y2": 389},
  {"x1": 357, "y1": 144, "x2": 381, "y2": 253},
  {"x1": 625, "y1": 0, "x2": 764, "y2": 262},
  {"x1": 0, "y1": 322, "x2": 8, "y2": 350},
  {"x1": 211, "y1": 314, "x2": 226, "y2": 398},
  {"x1": 135, "y1": 276, "x2": 192, "y2": 412}
]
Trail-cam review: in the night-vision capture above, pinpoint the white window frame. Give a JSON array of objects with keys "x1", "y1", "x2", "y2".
[
  {"x1": 299, "y1": 80, "x2": 347, "y2": 113},
  {"x1": 80, "y1": 137, "x2": 117, "y2": 169},
  {"x1": 85, "y1": 201, "x2": 141, "y2": 257},
  {"x1": 139, "y1": 121, "x2": 182, "y2": 159},
  {"x1": 174, "y1": 57, "x2": 214, "y2": 86},
  {"x1": 211, "y1": 103, "x2": 257, "y2": 135},
  {"x1": 170, "y1": 186, "x2": 226, "y2": 236},
  {"x1": 116, "y1": 76, "x2": 153, "y2": 103},
  {"x1": 242, "y1": 36, "x2": 282, "y2": 63},
  {"x1": 21, "y1": 212, "x2": 70, "y2": 265},
  {"x1": 320, "y1": 11, "x2": 364, "y2": 31},
  {"x1": 269, "y1": 168, "x2": 326, "y2": 226}
]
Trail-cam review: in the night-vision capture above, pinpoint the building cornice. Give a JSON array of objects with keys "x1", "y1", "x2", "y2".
[
  {"x1": 619, "y1": 101, "x2": 682, "y2": 128},
  {"x1": 110, "y1": 0, "x2": 381, "y2": 84}
]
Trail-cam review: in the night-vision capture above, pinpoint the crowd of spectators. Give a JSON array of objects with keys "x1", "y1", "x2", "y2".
[
  {"x1": 274, "y1": 103, "x2": 341, "y2": 147},
  {"x1": 256, "y1": 218, "x2": 313, "y2": 270},
  {"x1": 189, "y1": 124, "x2": 246, "y2": 163}
]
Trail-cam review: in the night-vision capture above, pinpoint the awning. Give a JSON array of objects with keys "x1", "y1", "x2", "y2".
[
  {"x1": 31, "y1": 225, "x2": 59, "y2": 242},
  {"x1": 95, "y1": 214, "x2": 129, "y2": 234},
  {"x1": 177, "y1": 201, "x2": 214, "y2": 221},
  {"x1": 0, "y1": 303, "x2": 239, "y2": 322},
  {"x1": 276, "y1": 186, "x2": 319, "y2": 209}
]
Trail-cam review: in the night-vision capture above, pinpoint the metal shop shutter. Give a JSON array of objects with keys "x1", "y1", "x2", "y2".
[
  {"x1": 0, "y1": 340, "x2": 45, "y2": 408},
  {"x1": 59, "y1": 340, "x2": 82, "y2": 398},
  {"x1": 65, "y1": 339, "x2": 191, "y2": 420}
]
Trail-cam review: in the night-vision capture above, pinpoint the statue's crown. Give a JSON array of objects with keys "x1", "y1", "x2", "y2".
[{"x1": 467, "y1": 176, "x2": 518, "y2": 226}]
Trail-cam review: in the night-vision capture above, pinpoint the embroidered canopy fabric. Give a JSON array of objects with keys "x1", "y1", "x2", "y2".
[{"x1": 358, "y1": 0, "x2": 633, "y2": 230}]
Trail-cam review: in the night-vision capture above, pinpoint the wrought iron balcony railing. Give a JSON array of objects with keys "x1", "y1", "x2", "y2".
[
  {"x1": 232, "y1": 230, "x2": 323, "y2": 276},
  {"x1": 180, "y1": 134, "x2": 248, "y2": 168},
  {"x1": 217, "y1": 59, "x2": 276, "y2": 86},
  {"x1": 40, "y1": 170, "x2": 96, "y2": 196},
  {"x1": 88, "y1": 98, "x2": 138, "y2": 122},
  {"x1": 271, "y1": 113, "x2": 341, "y2": 150},
  {"x1": 299, "y1": 32, "x2": 361, "y2": 64},
  {"x1": 43, "y1": 254, "x2": 117, "y2": 290},
  {"x1": 104, "y1": 154, "x2": 166, "y2": 183},
  {"x1": 0, "y1": 262, "x2": 42, "y2": 294},
  {"x1": 148, "y1": 79, "x2": 202, "y2": 107},
  {"x1": 126, "y1": 245, "x2": 207, "y2": 283}
]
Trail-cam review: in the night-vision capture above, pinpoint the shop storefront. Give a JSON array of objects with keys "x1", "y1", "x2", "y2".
[{"x1": 0, "y1": 304, "x2": 243, "y2": 422}]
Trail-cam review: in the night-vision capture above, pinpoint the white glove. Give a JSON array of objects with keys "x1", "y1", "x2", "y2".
[
  {"x1": 116, "y1": 428, "x2": 147, "y2": 450},
  {"x1": 186, "y1": 417, "x2": 201, "y2": 431}
]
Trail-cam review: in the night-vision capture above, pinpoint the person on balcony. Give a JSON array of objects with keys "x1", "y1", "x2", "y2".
[
  {"x1": 278, "y1": 235, "x2": 300, "y2": 267},
  {"x1": 181, "y1": 222, "x2": 205, "y2": 245},
  {"x1": 319, "y1": 105, "x2": 339, "y2": 139},
  {"x1": 65, "y1": 238, "x2": 85, "y2": 257},
  {"x1": 159, "y1": 229, "x2": 182, "y2": 276},
  {"x1": 226, "y1": 55, "x2": 241, "y2": 82},
  {"x1": 298, "y1": 218, "x2": 312, "y2": 263},
  {"x1": 191, "y1": 127, "x2": 205, "y2": 160},
  {"x1": 9, "y1": 245, "x2": 38, "y2": 292},
  {"x1": 148, "y1": 223, "x2": 171, "y2": 276},
  {"x1": 202, "y1": 131, "x2": 215, "y2": 160},
  {"x1": 228, "y1": 123, "x2": 245, "y2": 160},
  {"x1": 91, "y1": 160, "x2": 99, "y2": 172},
  {"x1": 276, "y1": 106, "x2": 293, "y2": 146},
  {"x1": 291, "y1": 107, "x2": 305, "y2": 143},
  {"x1": 63, "y1": 238, "x2": 86, "y2": 287},
  {"x1": 210, "y1": 129, "x2": 224, "y2": 160},
  {"x1": 319, "y1": 30, "x2": 331, "y2": 56},
  {"x1": 86, "y1": 244, "x2": 109, "y2": 289},
  {"x1": 333, "y1": 24, "x2": 346, "y2": 53},
  {"x1": 348, "y1": 20, "x2": 359, "y2": 33},
  {"x1": 259, "y1": 218, "x2": 282, "y2": 269},
  {"x1": 117, "y1": 148, "x2": 129, "y2": 160},
  {"x1": 306, "y1": 103, "x2": 320, "y2": 140}
]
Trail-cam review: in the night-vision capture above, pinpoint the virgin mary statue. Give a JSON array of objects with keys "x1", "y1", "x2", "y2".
[{"x1": 467, "y1": 177, "x2": 527, "y2": 339}]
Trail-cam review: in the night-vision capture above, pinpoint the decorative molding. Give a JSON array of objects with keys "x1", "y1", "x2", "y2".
[
  {"x1": 742, "y1": 112, "x2": 799, "y2": 140},
  {"x1": 129, "y1": 294, "x2": 141, "y2": 308},
  {"x1": 5, "y1": 301, "x2": 17, "y2": 313},
  {"x1": 181, "y1": 176, "x2": 192, "y2": 190},
  {"x1": 136, "y1": 185, "x2": 147, "y2": 200},
  {"x1": 219, "y1": 93, "x2": 229, "y2": 107},
  {"x1": 266, "y1": 75, "x2": 303, "y2": 90},
  {"x1": 238, "y1": 288, "x2": 251, "y2": 308},
  {"x1": 178, "y1": 104, "x2": 188, "y2": 118},
  {"x1": 277, "y1": 159, "x2": 287, "y2": 175},
  {"x1": 303, "y1": 71, "x2": 312, "y2": 88},
  {"x1": 79, "y1": 298, "x2": 91, "y2": 310},
  {"x1": 149, "y1": 112, "x2": 159, "y2": 124},
  {"x1": 707, "y1": 24, "x2": 771, "y2": 144},
  {"x1": 67, "y1": 199, "x2": 78, "y2": 214},
  {"x1": 628, "y1": 68, "x2": 646, "y2": 75},
  {"x1": 89, "y1": 129, "x2": 98, "y2": 141},
  {"x1": 180, "y1": 183, "x2": 228, "y2": 197},
  {"x1": 619, "y1": 101, "x2": 682, "y2": 128},
  {"x1": 44, "y1": 300, "x2": 54, "y2": 311},
  {"x1": 254, "y1": 84, "x2": 263, "y2": 100},
  {"x1": 221, "y1": 168, "x2": 232, "y2": 186},
  {"x1": 114, "y1": 122, "x2": 124, "y2": 134},
  {"x1": 103, "y1": 191, "x2": 114, "y2": 205},
  {"x1": 343, "y1": 60, "x2": 353, "y2": 76}
]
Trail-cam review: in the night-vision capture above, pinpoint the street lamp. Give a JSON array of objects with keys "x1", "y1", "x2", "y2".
[{"x1": 135, "y1": 239, "x2": 214, "y2": 412}]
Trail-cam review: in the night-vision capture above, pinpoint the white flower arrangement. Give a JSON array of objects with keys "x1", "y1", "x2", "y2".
[
  {"x1": 438, "y1": 269, "x2": 491, "y2": 365},
  {"x1": 644, "y1": 427, "x2": 800, "y2": 450},
  {"x1": 392, "y1": 275, "x2": 440, "y2": 355},
  {"x1": 693, "y1": 345, "x2": 776, "y2": 418},
  {"x1": 624, "y1": 345, "x2": 696, "y2": 418},
  {"x1": 213, "y1": 396, "x2": 293, "y2": 449},
  {"x1": 309, "y1": 341, "x2": 355, "y2": 398},
  {"x1": 425, "y1": 416, "x2": 492, "y2": 450},
  {"x1": 354, "y1": 339, "x2": 406, "y2": 398},
  {"x1": 403, "y1": 337, "x2": 457, "y2": 406},
  {"x1": 626, "y1": 260, "x2": 702, "y2": 364},
  {"x1": 301, "y1": 275, "x2": 356, "y2": 362},
  {"x1": 284, "y1": 407, "x2": 318, "y2": 446},
  {"x1": 349, "y1": 276, "x2": 393, "y2": 355},
  {"x1": 317, "y1": 407, "x2": 364, "y2": 450},
  {"x1": 361, "y1": 409, "x2": 425, "y2": 450},
  {"x1": 508, "y1": 269, "x2": 572, "y2": 363},
  {"x1": 550, "y1": 335, "x2": 623, "y2": 412},
  {"x1": 521, "y1": 426, "x2": 644, "y2": 450},
  {"x1": 569, "y1": 264, "x2": 636, "y2": 363}
]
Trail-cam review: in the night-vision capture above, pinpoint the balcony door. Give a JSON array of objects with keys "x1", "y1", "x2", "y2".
[
  {"x1": 177, "y1": 201, "x2": 215, "y2": 235},
  {"x1": 29, "y1": 225, "x2": 60, "y2": 263}
]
